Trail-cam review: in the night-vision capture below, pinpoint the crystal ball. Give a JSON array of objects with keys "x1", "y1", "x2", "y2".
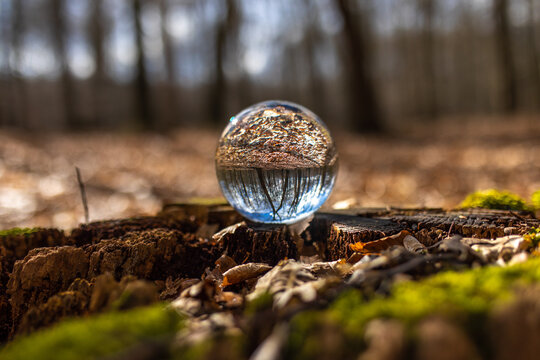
[{"x1": 215, "y1": 100, "x2": 338, "y2": 224}]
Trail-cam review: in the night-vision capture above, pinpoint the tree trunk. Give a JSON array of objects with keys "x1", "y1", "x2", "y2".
[
  {"x1": 90, "y1": 0, "x2": 106, "y2": 127},
  {"x1": 0, "y1": 1, "x2": 12, "y2": 126},
  {"x1": 493, "y1": 0, "x2": 518, "y2": 113},
  {"x1": 160, "y1": 0, "x2": 178, "y2": 128},
  {"x1": 336, "y1": 0, "x2": 382, "y2": 133},
  {"x1": 10, "y1": 0, "x2": 28, "y2": 128},
  {"x1": 51, "y1": 0, "x2": 78, "y2": 129},
  {"x1": 527, "y1": 0, "x2": 540, "y2": 109},
  {"x1": 210, "y1": 0, "x2": 238, "y2": 124},
  {"x1": 133, "y1": 0, "x2": 153, "y2": 130},
  {"x1": 418, "y1": 0, "x2": 438, "y2": 120},
  {"x1": 303, "y1": 0, "x2": 325, "y2": 117}
]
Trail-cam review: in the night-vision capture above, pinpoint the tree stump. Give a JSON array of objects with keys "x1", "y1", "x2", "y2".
[{"x1": 0, "y1": 204, "x2": 538, "y2": 340}]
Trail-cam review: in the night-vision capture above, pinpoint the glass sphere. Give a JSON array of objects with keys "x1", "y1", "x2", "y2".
[{"x1": 215, "y1": 100, "x2": 338, "y2": 224}]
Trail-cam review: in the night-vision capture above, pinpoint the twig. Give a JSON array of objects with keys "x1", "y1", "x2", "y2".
[
  {"x1": 75, "y1": 167, "x2": 89, "y2": 223},
  {"x1": 447, "y1": 221, "x2": 455, "y2": 237}
]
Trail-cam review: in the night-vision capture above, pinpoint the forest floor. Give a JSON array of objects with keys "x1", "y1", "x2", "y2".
[
  {"x1": 0, "y1": 115, "x2": 539, "y2": 229},
  {"x1": 1, "y1": 116, "x2": 540, "y2": 359}
]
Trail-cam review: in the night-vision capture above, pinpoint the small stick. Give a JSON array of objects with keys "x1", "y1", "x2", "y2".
[
  {"x1": 447, "y1": 221, "x2": 455, "y2": 237},
  {"x1": 75, "y1": 167, "x2": 89, "y2": 223}
]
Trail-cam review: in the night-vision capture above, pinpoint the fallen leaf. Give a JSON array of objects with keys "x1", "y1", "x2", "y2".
[
  {"x1": 247, "y1": 260, "x2": 343, "y2": 309},
  {"x1": 212, "y1": 222, "x2": 245, "y2": 242},
  {"x1": 215, "y1": 255, "x2": 237, "y2": 274},
  {"x1": 347, "y1": 252, "x2": 365, "y2": 264},
  {"x1": 216, "y1": 291, "x2": 243, "y2": 308},
  {"x1": 403, "y1": 235, "x2": 427, "y2": 254},
  {"x1": 222, "y1": 263, "x2": 272, "y2": 287}
]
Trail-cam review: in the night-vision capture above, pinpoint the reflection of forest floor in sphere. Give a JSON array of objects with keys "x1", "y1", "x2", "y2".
[
  {"x1": 0, "y1": 116, "x2": 539, "y2": 229},
  {"x1": 216, "y1": 102, "x2": 337, "y2": 169}
]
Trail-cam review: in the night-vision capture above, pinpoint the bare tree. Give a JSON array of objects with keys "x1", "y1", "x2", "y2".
[
  {"x1": 336, "y1": 0, "x2": 382, "y2": 132},
  {"x1": 493, "y1": 0, "x2": 518, "y2": 113},
  {"x1": 51, "y1": 0, "x2": 77, "y2": 128},
  {"x1": 210, "y1": 0, "x2": 239, "y2": 124},
  {"x1": 133, "y1": 0, "x2": 153, "y2": 129},
  {"x1": 302, "y1": 0, "x2": 325, "y2": 115},
  {"x1": 0, "y1": 1, "x2": 12, "y2": 126},
  {"x1": 160, "y1": 0, "x2": 178, "y2": 127},
  {"x1": 527, "y1": 0, "x2": 540, "y2": 108},
  {"x1": 417, "y1": 0, "x2": 438, "y2": 119},
  {"x1": 90, "y1": 0, "x2": 106, "y2": 126},
  {"x1": 10, "y1": 0, "x2": 28, "y2": 128},
  {"x1": 4, "y1": 0, "x2": 540, "y2": 131}
]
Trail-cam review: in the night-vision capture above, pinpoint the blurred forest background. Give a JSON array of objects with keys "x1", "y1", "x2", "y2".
[
  {"x1": 1, "y1": 0, "x2": 540, "y2": 131},
  {"x1": 0, "y1": 0, "x2": 540, "y2": 229}
]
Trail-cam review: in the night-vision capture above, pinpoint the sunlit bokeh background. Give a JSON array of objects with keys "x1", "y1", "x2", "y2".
[{"x1": 0, "y1": 0, "x2": 539, "y2": 228}]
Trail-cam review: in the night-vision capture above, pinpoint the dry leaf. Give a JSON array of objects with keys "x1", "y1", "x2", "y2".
[
  {"x1": 212, "y1": 222, "x2": 245, "y2": 242},
  {"x1": 403, "y1": 235, "x2": 427, "y2": 254},
  {"x1": 247, "y1": 260, "x2": 343, "y2": 309},
  {"x1": 215, "y1": 255, "x2": 237, "y2": 274},
  {"x1": 222, "y1": 263, "x2": 272, "y2": 287},
  {"x1": 247, "y1": 260, "x2": 316, "y2": 302},
  {"x1": 347, "y1": 252, "x2": 365, "y2": 264},
  {"x1": 216, "y1": 291, "x2": 243, "y2": 308}
]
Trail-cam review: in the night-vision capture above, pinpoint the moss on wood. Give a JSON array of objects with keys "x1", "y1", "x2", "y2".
[
  {"x1": 288, "y1": 258, "x2": 540, "y2": 359},
  {"x1": 0, "y1": 304, "x2": 182, "y2": 360},
  {"x1": 0, "y1": 228, "x2": 40, "y2": 237},
  {"x1": 460, "y1": 189, "x2": 527, "y2": 211},
  {"x1": 532, "y1": 190, "x2": 540, "y2": 210}
]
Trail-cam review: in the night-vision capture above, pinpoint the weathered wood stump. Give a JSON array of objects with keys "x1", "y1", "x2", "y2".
[
  {"x1": 0, "y1": 204, "x2": 538, "y2": 341},
  {"x1": 307, "y1": 213, "x2": 405, "y2": 259}
]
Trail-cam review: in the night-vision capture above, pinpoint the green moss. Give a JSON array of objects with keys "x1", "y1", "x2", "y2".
[
  {"x1": 532, "y1": 190, "x2": 540, "y2": 210},
  {"x1": 245, "y1": 292, "x2": 274, "y2": 315},
  {"x1": 460, "y1": 189, "x2": 527, "y2": 211},
  {"x1": 0, "y1": 304, "x2": 182, "y2": 360},
  {"x1": 0, "y1": 227, "x2": 40, "y2": 237},
  {"x1": 525, "y1": 228, "x2": 540, "y2": 249},
  {"x1": 288, "y1": 258, "x2": 540, "y2": 359}
]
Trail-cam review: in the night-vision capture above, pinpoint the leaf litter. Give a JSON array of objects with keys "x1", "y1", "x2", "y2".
[{"x1": 165, "y1": 210, "x2": 540, "y2": 359}]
